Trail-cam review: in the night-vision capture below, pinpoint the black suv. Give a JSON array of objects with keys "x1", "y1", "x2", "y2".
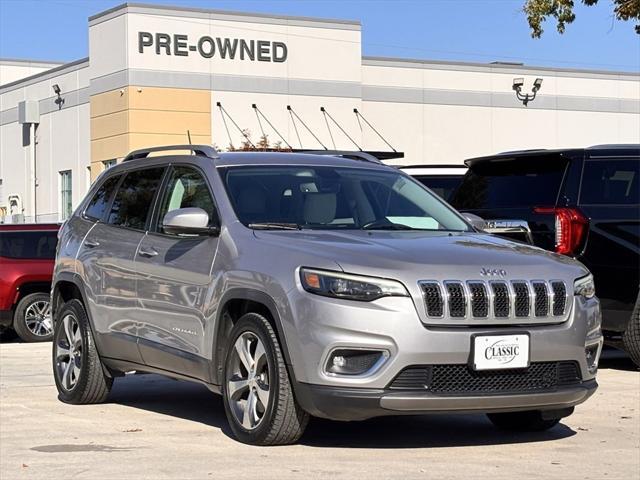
[{"x1": 451, "y1": 145, "x2": 640, "y2": 366}]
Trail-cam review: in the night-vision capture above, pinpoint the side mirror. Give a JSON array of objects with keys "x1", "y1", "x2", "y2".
[
  {"x1": 461, "y1": 212, "x2": 487, "y2": 232},
  {"x1": 162, "y1": 207, "x2": 220, "y2": 236}
]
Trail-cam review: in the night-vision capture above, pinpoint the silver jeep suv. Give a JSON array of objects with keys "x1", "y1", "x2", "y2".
[{"x1": 51, "y1": 145, "x2": 602, "y2": 445}]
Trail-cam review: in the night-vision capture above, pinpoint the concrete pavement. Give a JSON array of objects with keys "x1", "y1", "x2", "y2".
[{"x1": 0, "y1": 341, "x2": 638, "y2": 480}]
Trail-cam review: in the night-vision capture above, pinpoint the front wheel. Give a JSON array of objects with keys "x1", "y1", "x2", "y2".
[
  {"x1": 487, "y1": 410, "x2": 563, "y2": 432},
  {"x1": 52, "y1": 299, "x2": 112, "y2": 404},
  {"x1": 222, "y1": 312, "x2": 309, "y2": 445},
  {"x1": 622, "y1": 294, "x2": 640, "y2": 368},
  {"x1": 13, "y1": 293, "x2": 53, "y2": 342}
]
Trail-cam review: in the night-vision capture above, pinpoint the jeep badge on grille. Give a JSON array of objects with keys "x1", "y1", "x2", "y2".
[{"x1": 480, "y1": 268, "x2": 507, "y2": 277}]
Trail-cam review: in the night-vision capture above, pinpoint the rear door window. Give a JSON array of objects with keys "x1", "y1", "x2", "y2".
[
  {"x1": 580, "y1": 158, "x2": 640, "y2": 205},
  {"x1": 413, "y1": 175, "x2": 464, "y2": 201},
  {"x1": 84, "y1": 175, "x2": 121, "y2": 221},
  {"x1": 451, "y1": 155, "x2": 568, "y2": 210},
  {"x1": 107, "y1": 167, "x2": 165, "y2": 230},
  {"x1": 0, "y1": 231, "x2": 58, "y2": 259}
]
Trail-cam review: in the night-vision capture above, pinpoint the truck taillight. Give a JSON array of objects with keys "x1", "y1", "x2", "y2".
[{"x1": 533, "y1": 207, "x2": 588, "y2": 256}]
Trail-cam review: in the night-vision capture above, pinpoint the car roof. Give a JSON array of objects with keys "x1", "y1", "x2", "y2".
[
  {"x1": 400, "y1": 164, "x2": 467, "y2": 169},
  {"x1": 0, "y1": 223, "x2": 60, "y2": 231},
  {"x1": 465, "y1": 144, "x2": 640, "y2": 167}
]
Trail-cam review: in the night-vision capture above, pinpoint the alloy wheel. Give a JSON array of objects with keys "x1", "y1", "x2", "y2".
[
  {"x1": 24, "y1": 300, "x2": 52, "y2": 337},
  {"x1": 226, "y1": 331, "x2": 271, "y2": 430},
  {"x1": 55, "y1": 314, "x2": 83, "y2": 391}
]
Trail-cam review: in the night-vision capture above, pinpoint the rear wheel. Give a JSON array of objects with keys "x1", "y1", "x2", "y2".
[
  {"x1": 222, "y1": 312, "x2": 309, "y2": 445},
  {"x1": 13, "y1": 293, "x2": 53, "y2": 342},
  {"x1": 52, "y1": 299, "x2": 112, "y2": 404},
  {"x1": 487, "y1": 410, "x2": 564, "y2": 432},
  {"x1": 622, "y1": 294, "x2": 640, "y2": 368}
]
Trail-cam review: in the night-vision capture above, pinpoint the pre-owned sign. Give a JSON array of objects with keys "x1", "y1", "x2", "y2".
[{"x1": 138, "y1": 32, "x2": 288, "y2": 63}]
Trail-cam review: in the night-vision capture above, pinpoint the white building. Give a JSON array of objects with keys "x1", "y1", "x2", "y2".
[{"x1": 1, "y1": 3, "x2": 638, "y2": 223}]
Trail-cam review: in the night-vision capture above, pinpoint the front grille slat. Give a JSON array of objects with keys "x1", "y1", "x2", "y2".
[
  {"x1": 533, "y1": 282, "x2": 549, "y2": 317},
  {"x1": 421, "y1": 282, "x2": 443, "y2": 317},
  {"x1": 468, "y1": 282, "x2": 488, "y2": 317},
  {"x1": 446, "y1": 282, "x2": 466, "y2": 318},
  {"x1": 512, "y1": 281, "x2": 530, "y2": 317},
  {"x1": 389, "y1": 361, "x2": 582, "y2": 394},
  {"x1": 491, "y1": 282, "x2": 510, "y2": 318},
  {"x1": 551, "y1": 281, "x2": 567, "y2": 316}
]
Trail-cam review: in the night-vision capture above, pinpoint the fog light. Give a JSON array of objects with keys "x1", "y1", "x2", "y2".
[
  {"x1": 585, "y1": 344, "x2": 599, "y2": 373},
  {"x1": 326, "y1": 349, "x2": 386, "y2": 376}
]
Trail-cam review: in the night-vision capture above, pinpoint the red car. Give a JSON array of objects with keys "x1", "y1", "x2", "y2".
[{"x1": 0, "y1": 223, "x2": 59, "y2": 342}]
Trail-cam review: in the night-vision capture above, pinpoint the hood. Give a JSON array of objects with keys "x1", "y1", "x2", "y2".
[{"x1": 253, "y1": 230, "x2": 588, "y2": 284}]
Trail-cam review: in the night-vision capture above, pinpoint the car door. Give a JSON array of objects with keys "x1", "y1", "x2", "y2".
[
  {"x1": 134, "y1": 165, "x2": 220, "y2": 379},
  {"x1": 78, "y1": 166, "x2": 165, "y2": 363}
]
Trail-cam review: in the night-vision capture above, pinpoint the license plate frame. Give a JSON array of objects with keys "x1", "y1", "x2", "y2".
[{"x1": 470, "y1": 332, "x2": 531, "y2": 371}]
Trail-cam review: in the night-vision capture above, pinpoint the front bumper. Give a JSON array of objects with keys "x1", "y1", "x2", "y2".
[
  {"x1": 0, "y1": 309, "x2": 13, "y2": 328},
  {"x1": 295, "y1": 380, "x2": 598, "y2": 421}
]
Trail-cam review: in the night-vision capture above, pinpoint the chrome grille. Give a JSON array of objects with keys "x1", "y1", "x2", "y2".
[
  {"x1": 491, "y1": 282, "x2": 510, "y2": 317},
  {"x1": 512, "y1": 281, "x2": 530, "y2": 317},
  {"x1": 468, "y1": 282, "x2": 488, "y2": 317},
  {"x1": 419, "y1": 279, "x2": 568, "y2": 323},
  {"x1": 552, "y1": 281, "x2": 567, "y2": 315},
  {"x1": 445, "y1": 282, "x2": 466, "y2": 318},
  {"x1": 421, "y1": 282, "x2": 443, "y2": 317},
  {"x1": 532, "y1": 282, "x2": 549, "y2": 317}
]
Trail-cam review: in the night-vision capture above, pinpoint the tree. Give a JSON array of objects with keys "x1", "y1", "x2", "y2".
[{"x1": 524, "y1": 0, "x2": 639, "y2": 37}]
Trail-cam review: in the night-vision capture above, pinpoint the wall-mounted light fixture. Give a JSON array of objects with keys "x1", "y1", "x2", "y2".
[
  {"x1": 52, "y1": 84, "x2": 64, "y2": 109},
  {"x1": 512, "y1": 77, "x2": 543, "y2": 106}
]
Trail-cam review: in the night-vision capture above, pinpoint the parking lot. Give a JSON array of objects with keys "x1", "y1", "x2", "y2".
[{"x1": 0, "y1": 341, "x2": 637, "y2": 480}]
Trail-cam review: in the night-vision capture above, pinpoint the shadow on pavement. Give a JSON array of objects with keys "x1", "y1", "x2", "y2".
[{"x1": 107, "y1": 372, "x2": 577, "y2": 448}]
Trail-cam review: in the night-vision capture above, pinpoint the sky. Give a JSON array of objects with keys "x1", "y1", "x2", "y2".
[{"x1": 0, "y1": 0, "x2": 638, "y2": 72}]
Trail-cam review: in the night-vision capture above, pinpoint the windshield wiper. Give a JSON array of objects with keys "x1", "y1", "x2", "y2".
[{"x1": 248, "y1": 222, "x2": 302, "y2": 230}]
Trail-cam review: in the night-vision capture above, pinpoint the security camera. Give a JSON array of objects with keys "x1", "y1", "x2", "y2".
[
  {"x1": 52, "y1": 84, "x2": 61, "y2": 95},
  {"x1": 512, "y1": 78, "x2": 524, "y2": 91},
  {"x1": 533, "y1": 77, "x2": 543, "y2": 91}
]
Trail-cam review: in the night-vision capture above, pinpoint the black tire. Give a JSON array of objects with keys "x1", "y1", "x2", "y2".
[
  {"x1": 622, "y1": 294, "x2": 640, "y2": 369},
  {"x1": 13, "y1": 292, "x2": 54, "y2": 342},
  {"x1": 222, "y1": 312, "x2": 309, "y2": 445},
  {"x1": 52, "y1": 299, "x2": 112, "y2": 404},
  {"x1": 487, "y1": 411, "x2": 562, "y2": 432}
]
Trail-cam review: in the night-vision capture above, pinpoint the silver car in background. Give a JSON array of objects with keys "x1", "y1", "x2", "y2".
[{"x1": 51, "y1": 145, "x2": 602, "y2": 445}]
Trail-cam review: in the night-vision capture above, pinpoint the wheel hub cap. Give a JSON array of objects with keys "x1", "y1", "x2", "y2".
[
  {"x1": 24, "y1": 300, "x2": 52, "y2": 337},
  {"x1": 55, "y1": 314, "x2": 83, "y2": 391}
]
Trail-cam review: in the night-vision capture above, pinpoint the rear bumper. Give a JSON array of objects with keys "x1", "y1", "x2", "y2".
[
  {"x1": 295, "y1": 379, "x2": 597, "y2": 421},
  {"x1": 0, "y1": 309, "x2": 13, "y2": 328}
]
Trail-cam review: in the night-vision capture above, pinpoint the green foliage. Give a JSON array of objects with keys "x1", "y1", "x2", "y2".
[{"x1": 524, "y1": 0, "x2": 640, "y2": 37}]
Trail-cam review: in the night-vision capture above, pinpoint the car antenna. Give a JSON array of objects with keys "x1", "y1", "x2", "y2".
[{"x1": 187, "y1": 129, "x2": 192, "y2": 145}]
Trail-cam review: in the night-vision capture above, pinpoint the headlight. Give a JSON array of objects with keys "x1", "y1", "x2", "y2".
[
  {"x1": 300, "y1": 268, "x2": 409, "y2": 302},
  {"x1": 574, "y1": 274, "x2": 596, "y2": 299}
]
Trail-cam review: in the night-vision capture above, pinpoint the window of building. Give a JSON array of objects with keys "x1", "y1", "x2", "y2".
[
  {"x1": 59, "y1": 170, "x2": 73, "y2": 220},
  {"x1": 103, "y1": 159, "x2": 117, "y2": 170}
]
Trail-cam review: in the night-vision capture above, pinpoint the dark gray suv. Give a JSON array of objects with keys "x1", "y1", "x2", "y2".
[{"x1": 51, "y1": 145, "x2": 602, "y2": 445}]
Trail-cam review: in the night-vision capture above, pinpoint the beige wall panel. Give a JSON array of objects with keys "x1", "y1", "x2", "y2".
[
  {"x1": 128, "y1": 110, "x2": 211, "y2": 136},
  {"x1": 128, "y1": 133, "x2": 211, "y2": 151},
  {"x1": 128, "y1": 87, "x2": 211, "y2": 113},
  {"x1": 91, "y1": 110, "x2": 130, "y2": 140},
  {"x1": 91, "y1": 133, "x2": 130, "y2": 163},
  {"x1": 91, "y1": 88, "x2": 129, "y2": 118}
]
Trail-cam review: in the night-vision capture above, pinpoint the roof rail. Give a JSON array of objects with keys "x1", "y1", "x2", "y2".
[
  {"x1": 296, "y1": 150, "x2": 384, "y2": 164},
  {"x1": 123, "y1": 144, "x2": 219, "y2": 162}
]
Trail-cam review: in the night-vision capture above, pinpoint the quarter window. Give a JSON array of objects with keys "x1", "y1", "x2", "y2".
[
  {"x1": 580, "y1": 158, "x2": 640, "y2": 205},
  {"x1": 107, "y1": 167, "x2": 165, "y2": 230},
  {"x1": 156, "y1": 166, "x2": 217, "y2": 233},
  {"x1": 84, "y1": 175, "x2": 121, "y2": 221}
]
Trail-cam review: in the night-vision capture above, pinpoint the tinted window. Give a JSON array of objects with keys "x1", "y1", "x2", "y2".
[
  {"x1": 580, "y1": 158, "x2": 640, "y2": 205},
  {"x1": 451, "y1": 156, "x2": 568, "y2": 209},
  {"x1": 0, "y1": 231, "x2": 57, "y2": 259},
  {"x1": 84, "y1": 175, "x2": 121, "y2": 221},
  {"x1": 107, "y1": 167, "x2": 165, "y2": 230},
  {"x1": 223, "y1": 166, "x2": 469, "y2": 231},
  {"x1": 414, "y1": 175, "x2": 464, "y2": 201},
  {"x1": 156, "y1": 166, "x2": 217, "y2": 233}
]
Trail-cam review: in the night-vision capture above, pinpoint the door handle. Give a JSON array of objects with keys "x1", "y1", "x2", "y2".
[
  {"x1": 138, "y1": 246, "x2": 158, "y2": 258},
  {"x1": 84, "y1": 239, "x2": 100, "y2": 248}
]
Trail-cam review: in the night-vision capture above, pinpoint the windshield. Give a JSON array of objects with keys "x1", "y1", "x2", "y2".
[{"x1": 221, "y1": 166, "x2": 470, "y2": 231}]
